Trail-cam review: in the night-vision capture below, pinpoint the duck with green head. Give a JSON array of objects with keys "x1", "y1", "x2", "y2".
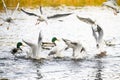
[
  {"x1": 48, "y1": 37, "x2": 67, "y2": 58},
  {"x1": 11, "y1": 42, "x2": 23, "y2": 55}
]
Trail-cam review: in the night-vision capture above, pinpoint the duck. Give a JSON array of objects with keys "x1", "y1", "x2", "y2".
[
  {"x1": 77, "y1": 15, "x2": 104, "y2": 49},
  {"x1": 62, "y1": 38, "x2": 86, "y2": 59},
  {"x1": 22, "y1": 31, "x2": 44, "y2": 59},
  {"x1": 102, "y1": 0, "x2": 119, "y2": 15},
  {"x1": 11, "y1": 42, "x2": 23, "y2": 55},
  {"x1": 48, "y1": 37, "x2": 67, "y2": 58},
  {"x1": 21, "y1": 6, "x2": 72, "y2": 25}
]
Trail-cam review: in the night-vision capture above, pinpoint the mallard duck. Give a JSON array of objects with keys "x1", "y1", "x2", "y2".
[
  {"x1": 11, "y1": 42, "x2": 23, "y2": 55},
  {"x1": 48, "y1": 37, "x2": 67, "y2": 58},
  {"x1": 62, "y1": 38, "x2": 86, "y2": 59},
  {"x1": 21, "y1": 6, "x2": 72, "y2": 25},
  {"x1": 102, "y1": 0, "x2": 119, "y2": 15},
  {"x1": 22, "y1": 32, "x2": 44, "y2": 59},
  {"x1": 77, "y1": 15, "x2": 104, "y2": 49}
]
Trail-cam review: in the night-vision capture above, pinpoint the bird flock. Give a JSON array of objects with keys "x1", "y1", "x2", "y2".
[{"x1": 0, "y1": 0, "x2": 120, "y2": 60}]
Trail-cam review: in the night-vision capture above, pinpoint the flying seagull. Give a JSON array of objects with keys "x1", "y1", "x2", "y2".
[
  {"x1": 0, "y1": 0, "x2": 20, "y2": 30},
  {"x1": 21, "y1": 7, "x2": 72, "y2": 25},
  {"x1": 22, "y1": 31, "x2": 44, "y2": 59},
  {"x1": 102, "y1": 0, "x2": 119, "y2": 15},
  {"x1": 62, "y1": 38, "x2": 86, "y2": 59},
  {"x1": 77, "y1": 15, "x2": 104, "y2": 48}
]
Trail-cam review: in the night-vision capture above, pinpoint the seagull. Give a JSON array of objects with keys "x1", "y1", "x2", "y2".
[
  {"x1": 21, "y1": 6, "x2": 48, "y2": 25},
  {"x1": 48, "y1": 37, "x2": 67, "y2": 58},
  {"x1": 62, "y1": 38, "x2": 86, "y2": 59},
  {"x1": 11, "y1": 42, "x2": 23, "y2": 55},
  {"x1": 102, "y1": 0, "x2": 119, "y2": 15},
  {"x1": 77, "y1": 15, "x2": 104, "y2": 49},
  {"x1": 0, "y1": 0, "x2": 20, "y2": 30},
  {"x1": 22, "y1": 32, "x2": 44, "y2": 59},
  {"x1": 21, "y1": 6, "x2": 72, "y2": 25}
]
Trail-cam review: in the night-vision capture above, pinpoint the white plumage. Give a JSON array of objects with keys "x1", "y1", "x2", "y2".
[
  {"x1": 62, "y1": 38, "x2": 86, "y2": 59},
  {"x1": 22, "y1": 32, "x2": 45, "y2": 59}
]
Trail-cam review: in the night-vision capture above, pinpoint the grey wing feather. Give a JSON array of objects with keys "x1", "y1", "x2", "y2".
[
  {"x1": 39, "y1": 6, "x2": 43, "y2": 15},
  {"x1": 76, "y1": 15, "x2": 95, "y2": 25},
  {"x1": 97, "y1": 25, "x2": 104, "y2": 43},
  {"x1": 47, "y1": 13, "x2": 72, "y2": 19},
  {"x1": 22, "y1": 39, "x2": 36, "y2": 47},
  {"x1": 38, "y1": 31, "x2": 42, "y2": 45},
  {"x1": 21, "y1": 9, "x2": 40, "y2": 17},
  {"x1": 92, "y1": 26, "x2": 98, "y2": 42},
  {"x1": 12, "y1": 0, "x2": 20, "y2": 16},
  {"x1": 1, "y1": 0, "x2": 8, "y2": 16}
]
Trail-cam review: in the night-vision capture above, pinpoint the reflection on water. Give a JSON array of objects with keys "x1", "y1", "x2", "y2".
[
  {"x1": 0, "y1": 8, "x2": 120, "y2": 80},
  {"x1": 95, "y1": 59, "x2": 104, "y2": 80}
]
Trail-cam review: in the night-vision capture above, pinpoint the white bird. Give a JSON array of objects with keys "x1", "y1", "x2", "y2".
[
  {"x1": 62, "y1": 38, "x2": 86, "y2": 59},
  {"x1": 48, "y1": 37, "x2": 67, "y2": 58},
  {"x1": 21, "y1": 6, "x2": 72, "y2": 25},
  {"x1": 77, "y1": 15, "x2": 104, "y2": 49},
  {"x1": 22, "y1": 32, "x2": 44, "y2": 59},
  {"x1": 91, "y1": 24, "x2": 104, "y2": 48},
  {"x1": 102, "y1": 0, "x2": 119, "y2": 15},
  {"x1": 0, "y1": 0, "x2": 20, "y2": 30}
]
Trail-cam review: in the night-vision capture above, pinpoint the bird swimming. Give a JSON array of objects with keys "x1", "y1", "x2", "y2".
[
  {"x1": 48, "y1": 37, "x2": 67, "y2": 58},
  {"x1": 102, "y1": 0, "x2": 119, "y2": 15},
  {"x1": 11, "y1": 42, "x2": 23, "y2": 55},
  {"x1": 77, "y1": 15, "x2": 104, "y2": 49},
  {"x1": 22, "y1": 31, "x2": 43, "y2": 59},
  {"x1": 62, "y1": 38, "x2": 86, "y2": 59}
]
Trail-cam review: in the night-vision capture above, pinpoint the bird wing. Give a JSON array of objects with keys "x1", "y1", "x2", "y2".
[
  {"x1": 91, "y1": 26, "x2": 98, "y2": 42},
  {"x1": 97, "y1": 25, "x2": 104, "y2": 43},
  {"x1": 38, "y1": 31, "x2": 42, "y2": 45},
  {"x1": 12, "y1": 0, "x2": 20, "y2": 16},
  {"x1": 1, "y1": 0, "x2": 8, "y2": 16},
  {"x1": 22, "y1": 39, "x2": 36, "y2": 48},
  {"x1": 102, "y1": 1, "x2": 119, "y2": 11},
  {"x1": 21, "y1": 9, "x2": 40, "y2": 17},
  {"x1": 76, "y1": 15, "x2": 95, "y2": 25},
  {"x1": 62, "y1": 38, "x2": 75, "y2": 48},
  {"x1": 47, "y1": 13, "x2": 72, "y2": 19},
  {"x1": 39, "y1": 6, "x2": 43, "y2": 15}
]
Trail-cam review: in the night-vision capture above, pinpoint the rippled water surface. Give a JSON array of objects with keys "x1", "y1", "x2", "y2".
[{"x1": 0, "y1": 7, "x2": 120, "y2": 80}]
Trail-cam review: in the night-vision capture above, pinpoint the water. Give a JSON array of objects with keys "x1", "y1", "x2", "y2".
[{"x1": 0, "y1": 7, "x2": 120, "y2": 80}]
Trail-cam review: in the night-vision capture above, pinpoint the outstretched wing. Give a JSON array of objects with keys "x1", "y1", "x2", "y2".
[
  {"x1": 47, "y1": 13, "x2": 72, "y2": 19},
  {"x1": 91, "y1": 26, "x2": 97, "y2": 42},
  {"x1": 12, "y1": 0, "x2": 20, "y2": 16},
  {"x1": 39, "y1": 6, "x2": 43, "y2": 15},
  {"x1": 97, "y1": 25, "x2": 104, "y2": 43},
  {"x1": 1, "y1": 0, "x2": 8, "y2": 16},
  {"x1": 22, "y1": 39, "x2": 36, "y2": 48},
  {"x1": 76, "y1": 15, "x2": 95, "y2": 25},
  {"x1": 21, "y1": 9, "x2": 40, "y2": 17},
  {"x1": 38, "y1": 31, "x2": 42, "y2": 45}
]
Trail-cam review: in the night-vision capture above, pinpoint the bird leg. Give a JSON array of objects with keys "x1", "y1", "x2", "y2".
[{"x1": 35, "y1": 20, "x2": 41, "y2": 25}]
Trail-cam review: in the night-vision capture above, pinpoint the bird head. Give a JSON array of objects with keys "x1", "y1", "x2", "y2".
[
  {"x1": 51, "y1": 37, "x2": 58, "y2": 43},
  {"x1": 17, "y1": 42, "x2": 23, "y2": 48}
]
